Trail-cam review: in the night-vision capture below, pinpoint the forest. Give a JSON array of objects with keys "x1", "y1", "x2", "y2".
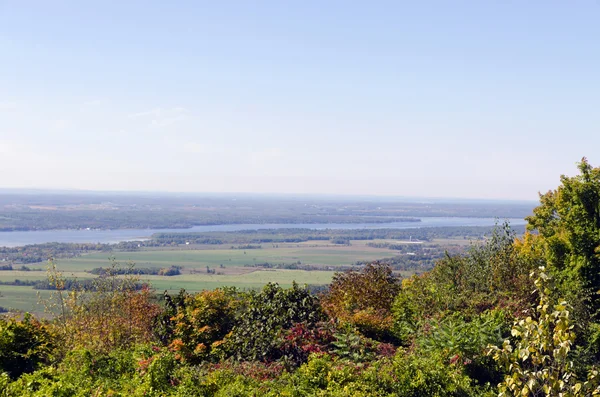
[
  {"x1": 149, "y1": 225, "x2": 526, "y2": 246},
  {"x1": 1, "y1": 159, "x2": 599, "y2": 396},
  {"x1": 0, "y1": 193, "x2": 532, "y2": 231}
]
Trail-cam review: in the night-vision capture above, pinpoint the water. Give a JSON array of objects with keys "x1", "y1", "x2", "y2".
[{"x1": 0, "y1": 217, "x2": 526, "y2": 247}]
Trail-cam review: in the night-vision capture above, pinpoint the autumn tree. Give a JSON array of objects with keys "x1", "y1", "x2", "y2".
[
  {"x1": 322, "y1": 262, "x2": 401, "y2": 341},
  {"x1": 43, "y1": 259, "x2": 160, "y2": 354},
  {"x1": 167, "y1": 288, "x2": 241, "y2": 364}
]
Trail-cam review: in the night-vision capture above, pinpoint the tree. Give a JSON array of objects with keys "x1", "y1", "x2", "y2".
[
  {"x1": 0, "y1": 314, "x2": 55, "y2": 379},
  {"x1": 43, "y1": 259, "x2": 160, "y2": 354},
  {"x1": 168, "y1": 288, "x2": 241, "y2": 364},
  {"x1": 322, "y1": 262, "x2": 401, "y2": 341},
  {"x1": 526, "y1": 158, "x2": 600, "y2": 316}
]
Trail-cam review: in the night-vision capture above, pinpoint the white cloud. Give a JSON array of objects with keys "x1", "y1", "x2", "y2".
[
  {"x1": 182, "y1": 142, "x2": 220, "y2": 154},
  {"x1": 128, "y1": 107, "x2": 189, "y2": 128},
  {"x1": 83, "y1": 99, "x2": 103, "y2": 106}
]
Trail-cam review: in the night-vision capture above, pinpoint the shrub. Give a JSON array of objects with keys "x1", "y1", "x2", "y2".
[
  {"x1": 393, "y1": 224, "x2": 534, "y2": 345},
  {"x1": 322, "y1": 262, "x2": 401, "y2": 341},
  {"x1": 391, "y1": 349, "x2": 491, "y2": 397},
  {"x1": 418, "y1": 310, "x2": 509, "y2": 386},
  {"x1": 330, "y1": 328, "x2": 378, "y2": 363},
  {"x1": 44, "y1": 259, "x2": 161, "y2": 354},
  {"x1": 0, "y1": 314, "x2": 56, "y2": 379},
  {"x1": 168, "y1": 288, "x2": 241, "y2": 364},
  {"x1": 280, "y1": 321, "x2": 336, "y2": 367},
  {"x1": 65, "y1": 285, "x2": 161, "y2": 353},
  {"x1": 153, "y1": 288, "x2": 188, "y2": 345},
  {"x1": 226, "y1": 282, "x2": 323, "y2": 362},
  {"x1": 488, "y1": 268, "x2": 600, "y2": 396}
]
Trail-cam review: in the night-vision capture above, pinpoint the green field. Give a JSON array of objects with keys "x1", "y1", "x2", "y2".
[
  {"x1": 0, "y1": 239, "x2": 441, "y2": 313},
  {"x1": 0, "y1": 269, "x2": 336, "y2": 314},
  {"x1": 145, "y1": 269, "x2": 336, "y2": 292},
  {"x1": 0, "y1": 241, "x2": 392, "y2": 312},
  {"x1": 0, "y1": 285, "x2": 50, "y2": 313},
  {"x1": 55, "y1": 241, "x2": 394, "y2": 272}
]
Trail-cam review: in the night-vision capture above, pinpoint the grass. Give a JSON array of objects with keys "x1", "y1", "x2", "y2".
[
  {"x1": 0, "y1": 242, "x2": 384, "y2": 313},
  {"x1": 57, "y1": 241, "x2": 394, "y2": 272},
  {"x1": 0, "y1": 238, "x2": 454, "y2": 313},
  {"x1": 0, "y1": 271, "x2": 91, "y2": 283},
  {"x1": 146, "y1": 270, "x2": 336, "y2": 293},
  {"x1": 0, "y1": 270, "x2": 336, "y2": 314},
  {"x1": 0, "y1": 285, "x2": 49, "y2": 314}
]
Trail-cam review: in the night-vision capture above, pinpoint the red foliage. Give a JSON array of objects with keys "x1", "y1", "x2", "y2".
[
  {"x1": 283, "y1": 322, "x2": 335, "y2": 355},
  {"x1": 376, "y1": 342, "x2": 397, "y2": 358}
]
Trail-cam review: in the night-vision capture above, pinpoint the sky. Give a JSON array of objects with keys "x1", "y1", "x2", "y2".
[{"x1": 0, "y1": 1, "x2": 599, "y2": 200}]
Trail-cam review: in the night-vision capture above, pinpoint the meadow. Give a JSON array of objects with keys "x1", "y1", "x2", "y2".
[
  {"x1": 55, "y1": 240, "x2": 396, "y2": 271},
  {"x1": 0, "y1": 236, "x2": 467, "y2": 314},
  {"x1": 1, "y1": 239, "x2": 420, "y2": 313},
  {"x1": 0, "y1": 270, "x2": 336, "y2": 314}
]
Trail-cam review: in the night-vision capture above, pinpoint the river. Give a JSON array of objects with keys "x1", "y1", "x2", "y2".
[{"x1": 0, "y1": 217, "x2": 526, "y2": 247}]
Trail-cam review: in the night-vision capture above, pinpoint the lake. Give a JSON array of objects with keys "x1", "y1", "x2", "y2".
[{"x1": 0, "y1": 217, "x2": 526, "y2": 247}]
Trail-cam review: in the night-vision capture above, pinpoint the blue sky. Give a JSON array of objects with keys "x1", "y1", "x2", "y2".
[{"x1": 1, "y1": 1, "x2": 598, "y2": 200}]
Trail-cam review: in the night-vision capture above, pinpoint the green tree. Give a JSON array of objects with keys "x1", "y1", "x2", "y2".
[
  {"x1": 0, "y1": 314, "x2": 55, "y2": 379},
  {"x1": 526, "y1": 158, "x2": 600, "y2": 316}
]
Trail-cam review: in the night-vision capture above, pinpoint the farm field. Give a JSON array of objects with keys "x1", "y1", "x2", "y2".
[
  {"x1": 0, "y1": 238, "x2": 455, "y2": 313},
  {"x1": 146, "y1": 269, "x2": 337, "y2": 292},
  {"x1": 56, "y1": 240, "x2": 397, "y2": 272},
  {"x1": 0, "y1": 270, "x2": 336, "y2": 314},
  {"x1": 0, "y1": 285, "x2": 50, "y2": 313}
]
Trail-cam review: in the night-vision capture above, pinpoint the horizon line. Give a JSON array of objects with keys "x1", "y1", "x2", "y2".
[{"x1": 0, "y1": 187, "x2": 539, "y2": 204}]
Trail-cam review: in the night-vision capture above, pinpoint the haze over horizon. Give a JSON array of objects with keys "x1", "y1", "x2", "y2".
[
  {"x1": 1, "y1": 2, "x2": 598, "y2": 200},
  {"x1": 0, "y1": 186, "x2": 539, "y2": 205}
]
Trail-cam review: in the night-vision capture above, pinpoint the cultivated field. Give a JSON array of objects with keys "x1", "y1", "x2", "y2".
[
  {"x1": 0, "y1": 285, "x2": 50, "y2": 313},
  {"x1": 0, "y1": 239, "x2": 454, "y2": 313},
  {"x1": 55, "y1": 240, "x2": 395, "y2": 272}
]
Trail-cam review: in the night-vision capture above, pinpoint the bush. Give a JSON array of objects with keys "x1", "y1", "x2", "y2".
[
  {"x1": 393, "y1": 224, "x2": 534, "y2": 345},
  {"x1": 322, "y1": 262, "x2": 401, "y2": 342},
  {"x1": 280, "y1": 321, "x2": 336, "y2": 367},
  {"x1": 44, "y1": 260, "x2": 161, "y2": 354},
  {"x1": 168, "y1": 288, "x2": 241, "y2": 363},
  {"x1": 391, "y1": 349, "x2": 492, "y2": 397},
  {"x1": 226, "y1": 282, "x2": 323, "y2": 362},
  {"x1": 488, "y1": 268, "x2": 600, "y2": 396},
  {"x1": 0, "y1": 314, "x2": 56, "y2": 379},
  {"x1": 417, "y1": 310, "x2": 509, "y2": 386}
]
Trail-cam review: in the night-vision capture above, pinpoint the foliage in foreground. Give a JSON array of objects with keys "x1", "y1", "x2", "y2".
[{"x1": 2, "y1": 158, "x2": 600, "y2": 396}]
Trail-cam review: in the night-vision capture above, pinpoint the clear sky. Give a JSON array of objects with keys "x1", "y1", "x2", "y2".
[{"x1": 1, "y1": 1, "x2": 598, "y2": 200}]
